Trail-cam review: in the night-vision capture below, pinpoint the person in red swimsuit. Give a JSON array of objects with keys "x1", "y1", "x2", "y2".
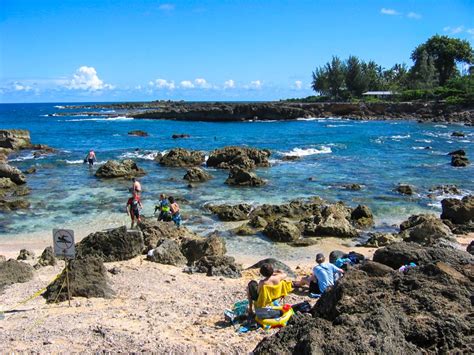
[{"x1": 126, "y1": 192, "x2": 142, "y2": 229}]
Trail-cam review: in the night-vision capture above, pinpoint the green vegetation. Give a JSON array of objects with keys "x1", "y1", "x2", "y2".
[{"x1": 307, "y1": 35, "x2": 474, "y2": 104}]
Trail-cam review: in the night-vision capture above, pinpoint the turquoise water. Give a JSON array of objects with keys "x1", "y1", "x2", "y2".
[{"x1": 1, "y1": 103, "x2": 473, "y2": 240}]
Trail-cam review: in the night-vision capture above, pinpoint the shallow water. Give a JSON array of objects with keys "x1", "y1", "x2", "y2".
[{"x1": 1, "y1": 103, "x2": 473, "y2": 256}]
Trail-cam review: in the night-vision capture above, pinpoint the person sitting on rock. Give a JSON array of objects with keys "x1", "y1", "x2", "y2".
[
  {"x1": 294, "y1": 253, "x2": 344, "y2": 294},
  {"x1": 168, "y1": 196, "x2": 182, "y2": 228},
  {"x1": 154, "y1": 194, "x2": 171, "y2": 222},
  {"x1": 126, "y1": 192, "x2": 142, "y2": 229},
  {"x1": 247, "y1": 263, "x2": 293, "y2": 316}
]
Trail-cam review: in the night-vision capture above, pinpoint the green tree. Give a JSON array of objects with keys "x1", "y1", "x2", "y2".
[
  {"x1": 411, "y1": 35, "x2": 474, "y2": 85},
  {"x1": 325, "y1": 56, "x2": 346, "y2": 99},
  {"x1": 345, "y1": 55, "x2": 366, "y2": 97},
  {"x1": 410, "y1": 50, "x2": 438, "y2": 89},
  {"x1": 382, "y1": 63, "x2": 409, "y2": 91},
  {"x1": 362, "y1": 61, "x2": 383, "y2": 90},
  {"x1": 311, "y1": 67, "x2": 329, "y2": 96}
]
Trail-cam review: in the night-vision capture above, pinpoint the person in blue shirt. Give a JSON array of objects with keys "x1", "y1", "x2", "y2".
[{"x1": 293, "y1": 253, "x2": 344, "y2": 294}]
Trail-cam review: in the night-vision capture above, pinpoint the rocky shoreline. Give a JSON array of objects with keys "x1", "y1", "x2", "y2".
[{"x1": 56, "y1": 101, "x2": 474, "y2": 123}]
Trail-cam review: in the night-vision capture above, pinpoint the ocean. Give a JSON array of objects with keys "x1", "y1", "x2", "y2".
[{"x1": 1, "y1": 102, "x2": 473, "y2": 256}]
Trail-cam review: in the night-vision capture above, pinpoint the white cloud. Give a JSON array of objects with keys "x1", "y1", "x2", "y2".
[
  {"x1": 180, "y1": 80, "x2": 194, "y2": 89},
  {"x1": 224, "y1": 79, "x2": 235, "y2": 89},
  {"x1": 381, "y1": 8, "x2": 399, "y2": 16},
  {"x1": 443, "y1": 26, "x2": 464, "y2": 34},
  {"x1": 158, "y1": 3, "x2": 175, "y2": 11},
  {"x1": 67, "y1": 66, "x2": 113, "y2": 91},
  {"x1": 407, "y1": 12, "x2": 421, "y2": 19},
  {"x1": 294, "y1": 80, "x2": 303, "y2": 89},
  {"x1": 194, "y1": 78, "x2": 212, "y2": 88},
  {"x1": 13, "y1": 82, "x2": 33, "y2": 92},
  {"x1": 466, "y1": 28, "x2": 474, "y2": 36},
  {"x1": 250, "y1": 80, "x2": 262, "y2": 89},
  {"x1": 149, "y1": 78, "x2": 175, "y2": 90}
]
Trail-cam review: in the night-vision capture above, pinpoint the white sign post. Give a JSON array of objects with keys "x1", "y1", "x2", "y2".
[{"x1": 53, "y1": 229, "x2": 75, "y2": 306}]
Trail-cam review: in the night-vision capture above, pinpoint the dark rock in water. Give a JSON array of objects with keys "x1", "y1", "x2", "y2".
[
  {"x1": 95, "y1": 159, "x2": 146, "y2": 178},
  {"x1": 207, "y1": 146, "x2": 271, "y2": 169},
  {"x1": 282, "y1": 155, "x2": 300, "y2": 161},
  {"x1": 429, "y1": 184, "x2": 460, "y2": 195},
  {"x1": 208, "y1": 203, "x2": 251, "y2": 221},
  {"x1": 225, "y1": 167, "x2": 266, "y2": 186},
  {"x1": 17, "y1": 249, "x2": 35, "y2": 260},
  {"x1": 153, "y1": 152, "x2": 163, "y2": 162},
  {"x1": 34, "y1": 246, "x2": 56, "y2": 268},
  {"x1": 350, "y1": 204, "x2": 374, "y2": 227},
  {"x1": 451, "y1": 131, "x2": 465, "y2": 137},
  {"x1": 128, "y1": 130, "x2": 149, "y2": 137},
  {"x1": 0, "y1": 259, "x2": 34, "y2": 291},
  {"x1": 43, "y1": 256, "x2": 115, "y2": 302},
  {"x1": 362, "y1": 232, "x2": 398, "y2": 247},
  {"x1": 342, "y1": 183, "x2": 361, "y2": 191},
  {"x1": 441, "y1": 195, "x2": 474, "y2": 225},
  {"x1": 248, "y1": 258, "x2": 296, "y2": 278},
  {"x1": 23, "y1": 167, "x2": 36, "y2": 174},
  {"x1": 263, "y1": 218, "x2": 301, "y2": 242},
  {"x1": 399, "y1": 214, "x2": 453, "y2": 246},
  {"x1": 448, "y1": 149, "x2": 466, "y2": 156},
  {"x1": 0, "y1": 198, "x2": 30, "y2": 211},
  {"x1": 183, "y1": 167, "x2": 212, "y2": 182},
  {"x1": 172, "y1": 134, "x2": 190, "y2": 139},
  {"x1": 0, "y1": 129, "x2": 31, "y2": 150},
  {"x1": 147, "y1": 239, "x2": 187, "y2": 266},
  {"x1": 468, "y1": 240, "x2": 474, "y2": 255},
  {"x1": 254, "y1": 244, "x2": 473, "y2": 354},
  {"x1": 306, "y1": 203, "x2": 359, "y2": 239},
  {"x1": 0, "y1": 177, "x2": 16, "y2": 189},
  {"x1": 180, "y1": 232, "x2": 227, "y2": 265},
  {"x1": 395, "y1": 183, "x2": 415, "y2": 195},
  {"x1": 232, "y1": 223, "x2": 256, "y2": 236},
  {"x1": 159, "y1": 148, "x2": 205, "y2": 167},
  {"x1": 138, "y1": 218, "x2": 198, "y2": 251},
  {"x1": 451, "y1": 154, "x2": 469, "y2": 167},
  {"x1": 373, "y1": 241, "x2": 473, "y2": 270},
  {"x1": 76, "y1": 226, "x2": 145, "y2": 262},
  {"x1": 0, "y1": 163, "x2": 26, "y2": 185},
  {"x1": 185, "y1": 255, "x2": 242, "y2": 278},
  {"x1": 249, "y1": 215, "x2": 268, "y2": 229}
]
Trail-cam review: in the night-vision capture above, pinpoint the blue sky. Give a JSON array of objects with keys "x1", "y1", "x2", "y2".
[{"x1": 1, "y1": 0, "x2": 473, "y2": 103}]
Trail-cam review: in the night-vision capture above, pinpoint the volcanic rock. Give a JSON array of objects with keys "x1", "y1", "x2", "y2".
[
  {"x1": 17, "y1": 249, "x2": 35, "y2": 260},
  {"x1": 207, "y1": 146, "x2": 271, "y2": 169},
  {"x1": 159, "y1": 148, "x2": 205, "y2": 167},
  {"x1": 0, "y1": 259, "x2": 34, "y2": 292},
  {"x1": 399, "y1": 214, "x2": 453, "y2": 246},
  {"x1": 350, "y1": 204, "x2": 374, "y2": 227},
  {"x1": 362, "y1": 232, "x2": 399, "y2": 247},
  {"x1": 183, "y1": 167, "x2": 212, "y2": 182},
  {"x1": 264, "y1": 218, "x2": 301, "y2": 242},
  {"x1": 43, "y1": 256, "x2": 115, "y2": 302},
  {"x1": 138, "y1": 219, "x2": 198, "y2": 251},
  {"x1": 172, "y1": 134, "x2": 190, "y2": 139},
  {"x1": 248, "y1": 258, "x2": 296, "y2": 278},
  {"x1": 451, "y1": 131, "x2": 465, "y2": 137},
  {"x1": 395, "y1": 183, "x2": 415, "y2": 195},
  {"x1": 441, "y1": 195, "x2": 474, "y2": 224},
  {"x1": 185, "y1": 255, "x2": 242, "y2": 278},
  {"x1": 225, "y1": 167, "x2": 266, "y2": 186},
  {"x1": 208, "y1": 203, "x2": 251, "y2": 221},
  {"x1": 451, "y1": 154, "x2": 469, "y2": 167},
  {"x1": 95, "y1": 159, "x2": 146, "y2": 178},
  {"x1": 0, "y1": 129, "x2": 31, "y2": 150},
  {"x1": 76, "y1": 226, "x2": 145, "y2": 261},
  {"x1": 180, "y1": 232, "x2": 227, "y2": 264},
  {"x1": 249, "y1": 215, "x2": 268, "y2": 229},
  {"x1": 128, "y1": 130, "x2": 149, "y2": 137},
  {"x1": 0, "y1": 163, "x2": 26, "y2": 185},
  {"x1": 35, "y1": 246, "x2": 57, "y2": 268},
  {"x1": 147, "y1": 239, "x2": 187, "y2": 266}
]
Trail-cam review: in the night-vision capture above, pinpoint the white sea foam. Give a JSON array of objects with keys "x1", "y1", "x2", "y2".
[
  {"x1": 65, "y1": 159, "x2": 105, "y2": 165},
  {"x1": 9, "y1": 153, "x2": 36, "y2": 162},
  {"x1": 412, "y1": 146, "x2": 428, "y2": 150},
  {"x1": 282, "y1": 146, "x2": 332, "y2": 157},
  {"x1": 390, "y1": 134, "x2": 410, "y2": 139},
  {"x1": 434, "y1": 124, "x2": 447, "y2": 128},
  {"x1": 54, "y1": 105, "x2": 65, "y2": 109},
  {"x1": 415, "y1": 139, "x2": 432, "y2": 143},
  {"x1": 326, "y1": 124, "x2": 353, "y2": 127},
  {"x1": 120, "y1": 151, "x2": 160, "y2": 160},
  {"x1": 65, "y1": 116, "x2": 133, "y2": 122},
  {"x1": 296, "y1": 117, "x2": 321, "y2": 121}
]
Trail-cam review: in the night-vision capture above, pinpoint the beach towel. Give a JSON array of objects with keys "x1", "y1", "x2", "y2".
[{"x1": 254, "y1": 280, "x2": 293, "y2": 309}]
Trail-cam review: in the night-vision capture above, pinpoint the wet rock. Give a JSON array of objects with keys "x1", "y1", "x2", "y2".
[
  {"x1": 159, "y1": 148, "x2": 205, "y2": 167},
  {"x1": 263, "y1": 217, "x2": 301, "y2": 242},
  {"x1": 0, "y1": 163, "x2": 26, "y2": 185},
  {"x1": 399, "y1": 214, "x2": 453, "y2": 246},
  {"x1": 373, "y1": 242, "x2": 473, "y2": 270},
  {"x1": 429, "y1": 184, "x2": 460, "y2": 195},
  {"x1": 0, "y1": 177, "x2": 16, "y2": 189},
  {"x1": 35, "y1": 246, "x2": 57, "y2": 268},
  {"x1": 43, "y1": 256, "x2": 115, "y2": 302},
  {"x1": 128, "y1": 130, "x2": 149, "y2": 137},
  {"x1": 207, "y1": 146, "x2": 271, "y2": 169},
  {"x1": 95, "y1": 159, "x2": 146, "y2": 178},
  {"x1": 147, "y1": 239, "x2": 187, "y2": 266},
  {"x1": 395, "y1": 183, "x2": 415, "y2": 195},
  {"x1": 186, "y1": 255, "x2": 242, "y2": 278},
  {"x1": 451, "y1": 131, "x2": 465, "y2": 137},
  {"x1": 441, "y1": 195, "x2": 474, "y2": 225},
  {"x1": 451, "y1": 154, "x2": 469, "y2": 167},
  {"x1": 208, "y1": 203, "x2": 251, "y2": 221},
  {"x1": 249, "y1": 215, "x2": 268, "y2": 229},
  {"x1": 172, "y1": 134, "x2": 190, "y2": 139},
  {"x1": 448, "y1": 149, "x2": 466, "y2": 156},
  {"x1": 467, "y1": 241, "x2": 474, "y2": 255},
  {"x1": 23, "y1": 167, "x2": 36, "y2": 174},
  {"x1": 0, "y1": 199, "x2": 30, "y2": 211},
  {"x1": 290, "y1": 238, "x2": 319, "y2": 247},
  {"x1": 248, "y1": 258, "x2": 296, "y2": 278},
  {"x1": 180, "y1": 232, "x2": 227, "y2": 265},
  {"x1": 17, "y1": 249, "x2": 35, "y2": 260},
  {"x1": 225, "y1": 167, "x2": 266, "y2": 186},
  {"x1": 183, "y1": 167, "x2": 212, "y2": 182},
  {"x1": 232, "y1": 223, "x2": 256, "y2": 236},
  {"x1": 362, "y1": 232, "x2": 398, "y2": 247},
  {"x1": 0, "y1": 259, "x2": 34, "y2": 291},
  {"x1": 0, "y1": 129, "x2": 31, "y2": 150},
  {"x1": 254, "y1": 244, "x2": 473, "y2": 354},
  {"x1": 309, "y1": 204, "x2": 359, "y2": 238},
  {"x1": 138, "y1": 218, "x2": 198, "y2": 251},
  {"x1": 153, "y1": 152, "x2": 163, "y2": 162},
  {"x1": 76, "y1": 226, "x2": 145, "y2": 262},
  {"x1": 350, "y1": 204, "x2": 374, "y2": 227},
  {"x1": 343, "y1": 183, "x2": 362, "y2": 191}
]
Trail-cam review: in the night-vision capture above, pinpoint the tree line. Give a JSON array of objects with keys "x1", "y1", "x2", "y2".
[{"x1": 309, "y1": 35, "x2": 474, "y2": 104}]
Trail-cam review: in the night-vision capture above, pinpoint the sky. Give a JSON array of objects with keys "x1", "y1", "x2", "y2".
[{"x1": 0, "y1": 0, "x2": 473, "y2": 103}]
